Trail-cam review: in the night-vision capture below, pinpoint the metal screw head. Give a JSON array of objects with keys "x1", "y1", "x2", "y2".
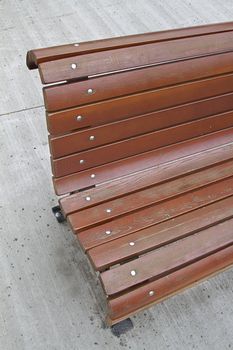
[
  {"x1": 85, "y1": 196, "x2": 91, "y2": 201},
  {"x1": 130, "y1": 270, "x2": 136, "y2": 276},
  {"x1": 105, "y1": 230, "x2": 112, "y2": 235},
  {"x1": 149, "y1": 290, "x2": 155, "y2": 297},
  {"x1": 129, "y1": 242, "x2": 135, "y2": 246},
  {"x1": 79, "y1": 159, "x2": 84, "y2": 164},
  {"x1": 106, "y1": 208, "x2": 112, "y2": 213},
  {"x1": 87, "y1": 88, "x2": 94, "y2": 95},
  {"x1": 90, "y1": 174, "x2": 95, "y2": 179},
  {"x1": 89, "y1": 135, "x2": 95, "y2": 141},
  {"x1": 74, "y1": 43, "x2": 79, "y2": 46},
  {"x1": 76, "y1": 115, "x2": 82, "y2": 122},
  {"x1": 71, "y1": 63, "x2": 77, "y2": 69}
]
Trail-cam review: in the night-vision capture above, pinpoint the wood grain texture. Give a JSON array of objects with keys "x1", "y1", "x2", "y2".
[
  {"x1": 44, "y1": 51, "x2": 233, "y2": 112},
  {"x1": 89, "y1": 196, "x2": 233, "y2": 271},
  {"x1": 50, "y1": 92, "x2": 233, "y2": 159},
  {"x1": 100, "y1": 218, "x2": 233, "y2": 295},
  {"x1": 59, "y1": 142, "x2": 233, "y2": 215},
  {"x1": 76, "y1": 177, "x2": 233, "y2": 250},
  {"x1": 107, "y1": 245, "x2": 233, "y2": 323},
  {"x1": 47, "y1": 73, "x2": 233, "y2": 136},
  {"x1": 51, "y1": 112, "x2": 233, "y2": 178},
  {"x1": 25, "y1": 18, "x2": 233, "y2": 330},
  {"x1": 27, "y1": 21, "x2": 233, "y2": 69},
  {"x1": 69, "y1": 159, "x2": 233, "y2": 230},
  {"x1": 54, "y1": 128, "x2": 233, "y2": 195},
  {"x1": 39, "y1": 31, "x2": 233, "y2": 83}
]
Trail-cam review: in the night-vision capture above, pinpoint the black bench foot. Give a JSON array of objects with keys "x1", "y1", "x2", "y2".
[
  {"x1": 111, "y1": 318, "x2": 134, "y2": 337},
  {"x1": 52, "y1": 205, "x2": 66, "y2": 223}
]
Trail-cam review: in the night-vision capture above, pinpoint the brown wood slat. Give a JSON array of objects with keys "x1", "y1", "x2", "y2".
[
  {"x1": 50, "y1": 92, "x2": 233, "y2": 159},
  {"x1": 39, "y1": 31, "x2": 233, "y2": 84},
  {"x1": 52, "y1": 112, "x2": 233, "y2": 178},
  {"x1": 100, "y1": 218, "x2": 233, "y2": 296},
  {"x1": 107, "y1": 245, "x2": 233, "y2": 323},
  {"x1": 26, "y1": 21, "x2": 233, "y2": 69},
  {"x1": 44, "y1": 51, "x2": 233, "y2": 112},
  {"x1": 60, "y1": 142, "x2": 233, "y2": 216},
  {"x1": 54, "y1": 128, "x2": 233, "y2": 195},
  {"x1": 47, "y1": 73, "x2": 233, "y2": 136},
  {"x1": 68, "y1": 159, "x2": 233, "y2": 230},
  {"x1": 76, "y1": 176, "x2": 233, "y2": 250},
  {"x1": 88, "y1": 196, "x2": 233, "y2": 271}
]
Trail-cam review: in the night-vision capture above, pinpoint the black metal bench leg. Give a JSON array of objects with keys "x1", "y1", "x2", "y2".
[
  {"x1": 111, "y1": 318, "x2": 134, "y2": 336},
  {"x1": 52, "y1": 205, "x2": 66, "y2": 223}
]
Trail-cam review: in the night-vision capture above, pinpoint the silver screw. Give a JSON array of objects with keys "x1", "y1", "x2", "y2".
[
  {"x1": 106, "y1": 208, "x2": 112, "y2": 213},
  {"x1": 90, "y1": 174, "x2": 95, "y2": 179},
  {"x1": 71, "y1": 63, "x2": 77, "y2": 69},
  {"x1": 149, "y1": 291, "x2": 155, "y2": 297},
  {"x1": 129, "y1": 242, "x2": 135, "y2": 246},
  {"x1": 85, "y1": 196, "x2": 91, "y2": 201},
  {"x1": 130, "y1": 270, "x2": 136, "y2": 277},
  {"x1": 105, "y1": 230, "x2": 112, "y2": 235},
  {"x1": 79, "y1": 159, "x2": 84, "y2": 164},
  {"x1": 87, "y1": 88, "x2": 94, "y2": 95},
  {"x1": 76, "y1": 115, "x2": 82, "y2": 122},
  {"x1": 89, "y1": 135, "x2": 95, "y2": 141},
  {"x1": 74, "y1": 43, "x2": 79, "y2": 46}
]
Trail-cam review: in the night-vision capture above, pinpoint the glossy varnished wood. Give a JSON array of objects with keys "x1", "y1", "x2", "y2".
[
  {"x1": 50, "y1": 92, "x2": 233, "y2": 159},
  {"x1": 100, "y1": 218, "x2": 233, "y2": 296},
  {"x1": 51, "y1": 112, "x2": 233, "y2": 178},
  {"x1": 89, "y1": 196, "x2": 233, "y2": 271},
  {"x1": 107, "y1": 246, "x2": 233, "y2": 323},
  {"x1": 27, "y1": 23, "x2": 233, "y2": 324},
  {"x1": 54, "y1": 128, "x2": 233, "y2": 195},
  {"x1": 26, "y1": 21, "x2": 233, "y2": 69},
  {"x1": 44, "y1": 52, "x2": 233, "y2": 112},
  {"x1": 76, "y1": 177, "x2": 233, "y2": 250},
  {"x1": 39, "y1": 31, "x2": 233, "y2": 84},
  {"x1": 59, "y1": 142, "x2": 233, "y2": 215},
  {"x1": 47, "y1": 73, "x2": 233, "y2": 136}
]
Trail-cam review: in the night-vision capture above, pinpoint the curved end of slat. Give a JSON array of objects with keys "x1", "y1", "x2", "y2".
[{"x1": 26, "y1": 50, "x2": 38, "y2": 70}]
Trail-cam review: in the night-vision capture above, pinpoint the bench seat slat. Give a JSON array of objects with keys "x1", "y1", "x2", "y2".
[
  {"x1": 47, "y1": 73, "x2": 233, "y2": 136},
  {"x1": 50, "y1": 93, "x2": 233, "y2": 159},
  {"x1": 44, "y1": 51, "x2": 233, "y2": 113},
  {"x1": 39, "y1": 31, "x2": 233, "y2": 84},
  {"x1": 100, "y1": 218, "x2": 233, "y2": 296},
  {"x1": 76, "y1": 177, "x2": 233, "y2": 250},
  {"x1": 107, "y1": 245, "x2": 233, "y2": 323},
  {"x1": 54, "y1": 128, "x2": 233, "y2": 195},
  {"x1": 52, "y1": 112, "x2": 233, "y2": 177},
  {"x1": 68, "y1": 159, "x2": 233, "y2": 230},
  {"x1": 88, "y1": 196, "x2": 233, "y2": 271},
  {"x1": 60, "y1": 142, "x2": 233, "y2": 215},
  {"x1": 27, "y1": 21, "x2": 233, "y2": 69}
]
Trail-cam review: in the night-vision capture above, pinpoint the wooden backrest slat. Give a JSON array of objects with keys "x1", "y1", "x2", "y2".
[
  {"x1": 53, "y1": 129, "x2": 233, "y2": 195},
  {"x1": 50, "y1": 93, "x2": 233, "y2": 159},
  {"x1": 47, "y1": 73, "x2": 233, "y2": 136},
  {"x1": 43, "y1": 51, "x2": 233, "y2": 113},
  {"x1": 26, "y1": 21, "x2": 233, "y2": 69},
  {"x1": 39, "y1": 31, "x2": 233, "y2": 84},
  {"x1": 51, "y1": 112, "x2": 233, "y2": 178},
  {"x1": 27, "y1": 23, "x2": 233, "y2": 195}
]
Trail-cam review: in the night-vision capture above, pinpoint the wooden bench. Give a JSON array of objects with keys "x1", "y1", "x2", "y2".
[{"x1": 26, "y1": 21, "x2": 233, "y2": 329}]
